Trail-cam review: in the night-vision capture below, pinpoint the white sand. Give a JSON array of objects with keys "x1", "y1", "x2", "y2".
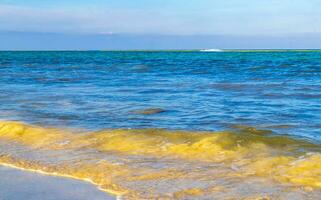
[{"x1": 0, "y1": 166, "x2": 115, "y2": 200}]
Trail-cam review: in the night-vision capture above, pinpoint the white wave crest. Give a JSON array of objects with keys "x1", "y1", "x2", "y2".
[{"x1": 200, "y1": 49, "x2": 223, "y2": 52}]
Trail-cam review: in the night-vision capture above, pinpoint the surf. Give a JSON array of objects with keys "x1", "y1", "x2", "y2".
[{"x1": 0, "y1": 121, "x2": 320, "y2": 199}]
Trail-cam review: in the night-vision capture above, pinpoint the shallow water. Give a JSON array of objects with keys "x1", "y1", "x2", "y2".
[
  {"x1": 1, "y1": 51, "x2": 321, "y2": 140},
  {"x1": 0, "y1": 51, "x2": 320, "y2": 199}
]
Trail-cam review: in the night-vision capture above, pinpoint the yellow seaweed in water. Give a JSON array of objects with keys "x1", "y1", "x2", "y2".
[
  {"x1": 0, "y1": 121, "x2": 321, "y2": 199},
  {"x1": 173, "y1": 188, "x2": 204, "y2": 199},
  {"x1": 0, "y1": 121, "x2": 65, "y2": 147}
]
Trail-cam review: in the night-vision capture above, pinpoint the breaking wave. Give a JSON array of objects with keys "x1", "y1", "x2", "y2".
[{"x1": 0, "y1": 121, "x2": 320, "y2": 199}]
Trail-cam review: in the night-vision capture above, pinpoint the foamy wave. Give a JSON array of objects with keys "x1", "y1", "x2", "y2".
[
  {"x1": 200, "y1": 49, "x2": 224, "y2": 52},
  {"x1": 0, "y1": 121, "x2": 320, "y2": 199}
]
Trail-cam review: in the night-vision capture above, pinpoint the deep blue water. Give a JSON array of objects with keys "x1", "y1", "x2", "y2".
[{"x1": 0, "y1": 51, "x2": 320, "y2": 141}]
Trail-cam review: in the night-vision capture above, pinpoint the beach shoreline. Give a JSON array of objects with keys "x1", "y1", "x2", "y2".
[{"x1": 0, "y1": 165, "x2": 115, "y2": 200}]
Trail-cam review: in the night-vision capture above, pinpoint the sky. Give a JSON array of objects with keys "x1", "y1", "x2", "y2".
[{"x1": 1, "y1": 0, "x2": 321, "y2": 49}]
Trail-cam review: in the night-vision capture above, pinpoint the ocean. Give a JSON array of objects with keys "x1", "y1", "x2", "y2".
[{"x1": 0, "y1": 51, "x2": 320, "y2": 199}]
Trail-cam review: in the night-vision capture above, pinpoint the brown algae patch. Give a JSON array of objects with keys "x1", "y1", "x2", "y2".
[{"x1": 132, "y1": 108, "x2": 165, "y2": 115}]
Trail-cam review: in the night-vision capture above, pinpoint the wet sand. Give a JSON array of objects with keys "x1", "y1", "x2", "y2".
[{"x1": 0, "y1": 166, "x2": 115, "y2": 200}]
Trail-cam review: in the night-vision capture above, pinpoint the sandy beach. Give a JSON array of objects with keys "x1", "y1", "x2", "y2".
[{"x1": 0, "y1": 166, "x2": 115, "y2": 200}]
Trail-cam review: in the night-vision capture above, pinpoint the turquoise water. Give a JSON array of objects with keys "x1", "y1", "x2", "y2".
[{"x1": 0, "y1": 51, "x2": 320, "y2": 141}]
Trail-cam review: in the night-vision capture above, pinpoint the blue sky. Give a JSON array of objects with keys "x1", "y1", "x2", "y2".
[{"x1": 1, "y1": 0, "x2": 321, "y2": 49}]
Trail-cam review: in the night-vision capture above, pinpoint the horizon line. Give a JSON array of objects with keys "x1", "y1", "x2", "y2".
[{"x1": 1, "y1": 49, "x2": 321, "y2": 52}]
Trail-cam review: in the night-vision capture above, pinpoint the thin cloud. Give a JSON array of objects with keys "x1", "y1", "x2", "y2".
[
  {"x1": 0, "y1": 4, "x2": 200, "y2": 35},
  {"x1": 0, "y1": 2, "x2": 320, "y2": 35}
]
